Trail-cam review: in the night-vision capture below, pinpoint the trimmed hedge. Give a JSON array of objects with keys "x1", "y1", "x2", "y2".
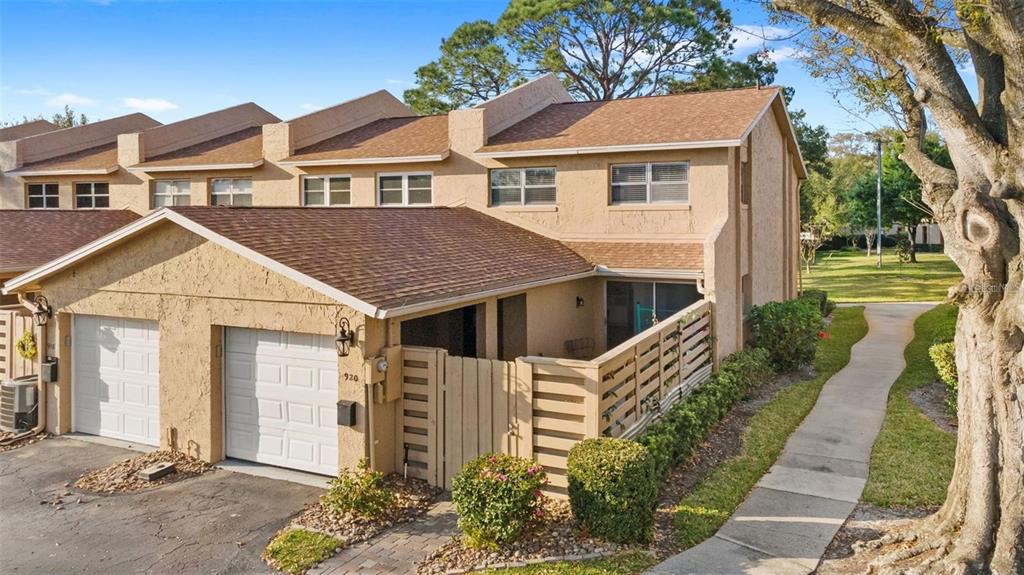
[
  {"x1": 566, "y1": 438, "x2": 659, "y2": 543},
  {"x1": 321, "y1": 459, "x2": 396, "y2": 520},
  {"x1": 749, "y1": 299, "x2": 824, "y2": 371},
  {"x1": 800, "y1": 289, "x2": 835, "y2": 317},
  {"x1": 928, "y1": 341, "x2": 958, "y2": 412},
  {"x1": 451, "y1": 453, "x2": 546, "y2": 549},
  {"x1": 638, "y1": 347, "x2": 773, "y2": 478}
]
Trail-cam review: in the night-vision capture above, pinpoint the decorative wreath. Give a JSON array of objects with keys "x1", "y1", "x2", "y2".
[{"x1": 15, "y1": 329, "x2": 36, "y2": 361}]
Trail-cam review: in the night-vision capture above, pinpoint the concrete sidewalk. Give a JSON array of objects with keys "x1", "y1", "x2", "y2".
[{"x1": 648, "y1": 303, "x2": 932, "y2": 575}]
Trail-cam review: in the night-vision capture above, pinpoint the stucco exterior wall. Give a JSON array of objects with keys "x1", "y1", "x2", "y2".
[
  {"x1": 750, "y1": 108, "x2": 787, "y2": 305},
  {"x1": 37, "y1": 223, "x2": 370, "y2": 468}
]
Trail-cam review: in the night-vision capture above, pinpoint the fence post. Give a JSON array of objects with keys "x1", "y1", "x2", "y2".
[{"x1": 513, "y1": 359, "x2": 533, "y2": 459}]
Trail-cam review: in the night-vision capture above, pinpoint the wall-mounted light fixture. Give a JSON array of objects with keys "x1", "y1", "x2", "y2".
[
  {"x1": 32, "y1": 295, "x2": 52, "y2": 327},
  {"x1": 576, "y1": 296, "x2": 585, "y2": 308},
  {"x1": 335, "y1": 317, "x2": 355, "y2": 357}
]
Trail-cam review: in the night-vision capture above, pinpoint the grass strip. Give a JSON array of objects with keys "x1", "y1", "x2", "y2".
[
  {"x1": 672, "y1": 306, "x2": 869, "y2": 548},
  {"x1": 861, "y1": 304, "x2": 957, "y2": 508},
  {"x1": 263, "y1": 528, "x2": 342, "y2": 575}
]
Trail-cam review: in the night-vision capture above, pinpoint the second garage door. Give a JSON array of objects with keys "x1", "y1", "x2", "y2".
[{"x1": 223, "y1": 328, "x2": 339, "y2": 476}]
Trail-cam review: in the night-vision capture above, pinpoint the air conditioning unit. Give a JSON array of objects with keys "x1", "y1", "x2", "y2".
[{"x1": 0, "y1": 375, "x2": 38, "y2": 432}]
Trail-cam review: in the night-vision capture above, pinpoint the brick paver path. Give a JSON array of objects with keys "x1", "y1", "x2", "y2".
[{"x1": 310, "y1": 500, "x2": 458, "y2": 575}]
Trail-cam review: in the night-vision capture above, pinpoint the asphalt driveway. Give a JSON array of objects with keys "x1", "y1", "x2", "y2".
[{"x1": 0, "y1": 437, "x2": 322, "y2": 574}]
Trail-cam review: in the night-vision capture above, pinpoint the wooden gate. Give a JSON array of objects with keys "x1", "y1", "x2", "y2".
[
  {"x1": 398, "y1": 347, "x2": 529, "y2": 489},
  {"x1": 0, "y1": 306, "x2": 36, "y2": 381}
]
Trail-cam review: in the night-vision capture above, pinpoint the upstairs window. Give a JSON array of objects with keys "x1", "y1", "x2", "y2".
[
  {"x1": 490, "y1": 167, "x2": 556, "y2": 206},
  {"x1": 610, "y1": 162, "x2": 689, "y2": 204},
  {"x1": 303, "y1": 175, "x2": 351, "y2": 206},
  {"x1": 75, "y1": 182, "x2": 109, "y2": 209},
  {"x1": 153, "y1": 180, "x2": 191, "y2": 208},
  {"x1": 27, "y1": 183, "x2": 59, "y2": 209},
  {"x1": 378, "y1": 173, "x2": 432, "y2": 206},
  {"x1": 211, "y1": 178, "x2": 252, "y2": 206}
]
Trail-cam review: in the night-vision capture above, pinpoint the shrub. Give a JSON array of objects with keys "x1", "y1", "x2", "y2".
[
  {"x1": 320, "y1": 459, "x2": 396, "y2": 520},
  {"x1": 451, "y1": 453, "x2": 546, "y2": 548},
  {"x1": 567, "y1": 438, "x2": 659, "y2": 543},
  {"x1": 929, "y1": 341, "x2": 958, "y2": 412},
  {"x1": 800, "y1": 289, "x2": 830, "y2": 316},
  {"x1": 749, "y1": 299, "x2": 824, "y2": 371},
  {"x1": 638, "y1": 347, "x2": 772, "y2": 478}
]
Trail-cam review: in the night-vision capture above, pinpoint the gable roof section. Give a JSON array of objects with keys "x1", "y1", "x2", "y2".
[
  {"x1": 477, "y1": 87, "x2": 779, "y2": 157},
  {"x1": 2, "y1": 206, "x2": 593, "y2": 318},
  {"x1": 0, "y1": 120, "x2": 58, "y2": 142},
  {"x1": 132, "y1": 126, "x2": 265, "y2": 171},
  {"x1": 0, "y1": 209, "x2": 141, "y2": 274},
  {"x1": 280, "y1": 116, "x2": 449, "y2": 166},
  {"x1": 10, "y1": 142, "x2": 119, "y2": 176},
  {"x1": 566, "y1": 241, "x2": 703, "y2": 275}
]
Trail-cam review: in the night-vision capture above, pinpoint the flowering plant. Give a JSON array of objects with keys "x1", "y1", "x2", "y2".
[{"x1": 451, "y1": 453, "x2": 547, "y2": 548}]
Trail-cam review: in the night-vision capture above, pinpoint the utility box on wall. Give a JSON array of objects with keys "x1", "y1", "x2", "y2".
[
  {"x1": 337, "y1": 400, "x2": 357, "y2": 426},
  {"x1": 41, "y1": 357, "x2": 58, "y2": 383}
]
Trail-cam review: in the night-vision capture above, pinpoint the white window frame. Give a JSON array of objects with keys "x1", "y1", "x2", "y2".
[
  {"x1": 610, "y1": 161, "x2": 689, "y2": 205},
  {"x1": 152, "y1": 179, "x2": 192, "y2": 208},
  {"x1": 377, "y1": 172, "x2": 433, "y2": 206},
  {"x1": 210, "y1": 178, "x2": 253, "y2": 206},
  {"x1": 26, "y1": 182, "x2": 59, "y2": 209},
  {"x1": 301, "y1": 175, "x2": 352, "y2": 207},
  {"x1": 490, "y1": 167, "x2": 557, "y2": 206},
  {"x1": 74, "y1": 182, "x2": 110, "y2": 209}
]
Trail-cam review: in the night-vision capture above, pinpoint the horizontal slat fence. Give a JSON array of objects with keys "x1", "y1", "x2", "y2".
[{"x1": 397, "y1": 300, "x2": 714, "y2": 499}]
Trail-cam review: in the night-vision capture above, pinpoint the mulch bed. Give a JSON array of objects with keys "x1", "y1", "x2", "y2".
[
  {"x1": 417, "y1": 500, "x2": 632, "y2": 574},
  {"x1": 817, "y1": 503, "x2": 935, "y2": 574},
  {"x1": 290, "y1": 474, "x2": 441, "y2": 544},
  {"x1": 0, "y1": 430, "x2": 48, "y2": 453},
  {"x1": 649, "y1": 364, "x2": 815, "y2": 559},
  {"x1": 73, "y1": 450, "x2": 212, "y2": 493},
  {"x1": 908, "y1": 381, "x2": 957, "y2": 435}
]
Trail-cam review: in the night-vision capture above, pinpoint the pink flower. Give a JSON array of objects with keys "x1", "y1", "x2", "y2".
[
  {"x1": 534, "y1": 490, "x2": 543, "y2": 498},
  {"x1": 533, "y1": 507, "x2": 545, "y2": 517},
  {"x1": 497, "y1": 473, "x2": 508, "y2": 482}
]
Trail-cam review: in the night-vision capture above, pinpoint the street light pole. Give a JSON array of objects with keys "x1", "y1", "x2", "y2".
[{"x1": 876, "y1": 137, "x2": 883, "y2": 269}]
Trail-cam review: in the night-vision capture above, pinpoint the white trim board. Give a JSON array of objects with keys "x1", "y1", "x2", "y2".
[
  {"x1": 278, "y1": 152, "x2": 449, "y2": 167},
  {"x1": 475, "y1": 139, "x2": 740, "y2": 159},
  {"x1": 7, "y1": 166, "x2": 117, "y2": 176},
  {"x1": 129, "y1": 160, "x2": 263, "y2": 173}
]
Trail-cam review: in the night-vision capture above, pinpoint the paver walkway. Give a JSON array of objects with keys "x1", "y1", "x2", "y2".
[
  {"x1": 311, "y1": 499, "x2": 458, "y2": 575},
  {"x1": 649, "y1": 303, "x2": 933, "y2": 575}
]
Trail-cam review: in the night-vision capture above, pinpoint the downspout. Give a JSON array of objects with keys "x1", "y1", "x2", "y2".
[{"x1": 0, "y1": 293, "x2": 48, "y2": 442}]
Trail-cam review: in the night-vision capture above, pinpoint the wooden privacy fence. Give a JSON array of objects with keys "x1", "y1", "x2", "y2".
[
  {"x1": 396, "y1": 300, "x2": 714, "y2": 497},
  {"x1": 0, "y1": 305, "x2": 36, "y2": 381}
]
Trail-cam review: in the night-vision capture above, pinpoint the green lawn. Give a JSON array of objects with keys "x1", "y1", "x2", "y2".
[
  {"x1": 672, "y1": 306, "x2": 869, "y2": 548},
  {"x1": 263, "y1": 529, "x2": 341, "y2": 575},
  {"x1": 487, "y1": 552, "x2": 657, "y2": 574},
  {"x1": 862, "y1": 304, "x2": 957, "y2": 508},
  {"x1": 803, "y1": 249, "x2": 961, "y2": 302}
]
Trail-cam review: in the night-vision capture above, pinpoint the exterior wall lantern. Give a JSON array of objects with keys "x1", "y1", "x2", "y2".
[
  {"x1": 576, "y1": 296, "x2": 585, "y2": 308},
  {"x1": 32, "y1": 295, "x2": 52, "y2": 327},
  {"x1": 335, "y1": 317, "x2": 355, "y2": 357}
]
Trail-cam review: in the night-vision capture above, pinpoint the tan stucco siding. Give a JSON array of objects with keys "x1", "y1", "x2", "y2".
[
  {"x1": 749, "y1": 110, "x2": 787, "y2": 305},
  {"x1": 38, "y1": 223, "x2": 370, "y2": 468},
  {"x1": 524, "y1": 277, "x2": 606, "y2": 357}
]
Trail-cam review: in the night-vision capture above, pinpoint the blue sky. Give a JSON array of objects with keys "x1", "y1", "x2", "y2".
[{"x1": 1, "y1": 0, "x2": 892, "y2": 136}]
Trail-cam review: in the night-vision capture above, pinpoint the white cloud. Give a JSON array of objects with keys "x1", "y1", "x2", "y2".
[
  {"x1": 385, "y1": 78, "x2": 412, "y2": 86},
  {"x1": 121, "y1": 97, "x2": 179, "y2": 112},
  {"x1": 766, "y1": 46, "x2": 806, "y2": 63},
  {"x1": 47, "y1": 93, "x2": 95, "y2": 107},
  {"x1": 731, "y1": 25, "x2": 795, "y2": 53},
  {"x1": 16, "y1": 87, "x2": 53, "y2": 96}
]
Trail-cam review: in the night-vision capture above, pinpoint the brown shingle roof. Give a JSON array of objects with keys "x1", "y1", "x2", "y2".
[
  {"x1": 284, "y1": 116, "x2": 449, "y2": 164},
  {"x1": 0, "y1": 120, "x2": 58, "y2": 142},
  {"x1": 15, "y1": 143, "x2": 119, "y2": 174},
  {"x1": 170, "y1": 206, "x2": 592, "y2": 310},
  {"x1": 479, "y1": 87, "x2": 779, "y2": 155},
  {"x1": 0, "y1": 209, "x2": 141, "y2": 274},
  {"x1": 134, "y1": 126, "x2": 264, "y2": 169},
  {"x1": 567, "y1": 241, "x2": 703, "y2": 271}
]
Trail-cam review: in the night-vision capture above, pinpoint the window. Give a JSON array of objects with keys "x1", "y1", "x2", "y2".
[
  {"x1": 153, "y1": 180, "x2": 191, "y2": 208},
  {"x1": 378, "y1": 173, "x2": 432, "y2": 206},
  {"x1": 27, "y1": 183, "x2": 59, "y2": 209},
  {"x1": 302, "y1": 175, "x2": 351, "y2": 206},
  {"x1": 610, "y1": 162, "x2": 689, "y2": 204},
  {"x1": 211, "y1": 178, "x2": 252, "y2": 206},
  {"x1": 75, "y1": 182, "x2": 109, "y2": 209},
  {"x1": 490, "y1": 167, "x2": 556, "y2": 206}
]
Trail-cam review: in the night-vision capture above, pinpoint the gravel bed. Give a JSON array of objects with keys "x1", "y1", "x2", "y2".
[
  {"x1": 73, "y1": 450, "x2": 212, "y2": 493},
  {"x1": 291, "y1": 474, "x2": 441, "y2": 544},
  {"x1": 416, "y1": 500, "x2": 630, "y2": 574},
  {"x1": 0, "y1": 430, "x2": 48, "y2": 453}
]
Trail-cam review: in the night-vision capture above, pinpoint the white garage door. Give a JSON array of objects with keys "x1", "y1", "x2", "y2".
[
  {"x1": 224, "y1": 328, "x2": 339, "y2": 476},
  {"x1": 73, "y1": 315, "x2": 160, "y2": 446}
]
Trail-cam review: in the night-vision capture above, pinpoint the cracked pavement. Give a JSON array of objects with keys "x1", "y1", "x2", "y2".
[{"x1": 0, "y1": 437, "x2": 321, "y2": 574}]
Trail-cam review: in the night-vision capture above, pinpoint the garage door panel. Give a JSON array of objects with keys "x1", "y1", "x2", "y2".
[
  {"x1": 225, "y1": 327, "x2": 338, "y2": 476},
  {"x1": 74, "y1": 316, "x2": 160, "y2": 446}
]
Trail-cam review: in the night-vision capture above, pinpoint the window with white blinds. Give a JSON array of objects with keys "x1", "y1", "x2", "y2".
[
  {"x1": 610, "y1": 162, "x2": 689, "y2": 204},
  {"x1": 153, "y1": 180, "x2": 191, "y2": 208},
  {"x1": 490, "y1": 167, "x2": 556, "y2": 206}
]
